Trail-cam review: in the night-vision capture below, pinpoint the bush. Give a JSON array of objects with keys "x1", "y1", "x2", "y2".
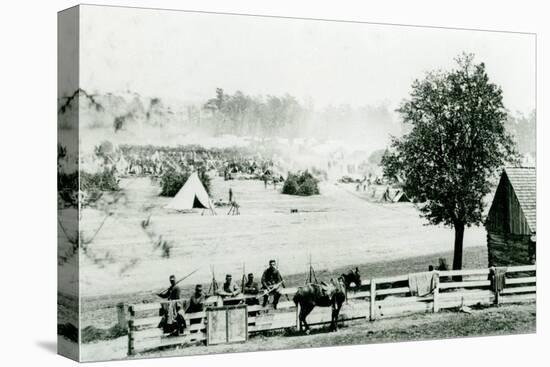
[
  {"x1": 159, "y1": 169, "x2": 187, "y2": 197},
  {"x1": 81, "y1": 168, "x2": 120, "y2": 192},
  {"x1": 297, "y1": 177, "x2": 319, "y2": 196},
  {"x1": 282, "y1": 171, "x2": 319, "y2": 196},
  {"x1": 282, "y1": 175, "x2": 299, "y2": 195},
  {"x1": 160, "y1": 168, "x2": 211, "y2": 197},
  {"x1": 78, "y1": 168, "x2": 120, "y2": 207}
]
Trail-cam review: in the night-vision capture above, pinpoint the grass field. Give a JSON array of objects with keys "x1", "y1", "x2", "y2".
[
  {"x1": 72, "y1": 175, "x2": 486, "y2": 298},
  {"x1": 77, "y1": 303, "x2": 535, "y2": 361},
  {"x1": 59, "y1": 173, "x2": 489, "y2": 331},
  {"x1": 56, "y1": 173, "x2": 491, "y2": 335}
]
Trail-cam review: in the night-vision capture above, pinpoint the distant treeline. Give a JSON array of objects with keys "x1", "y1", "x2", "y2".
[
  {"x1": 197, "y1": 88, "x2": 306, "y2": 137},
  {"x1": 505, "y1": 110, "x2": 536, "y2": 157},
  {"x1": 188, "y1": 88, "x2": 401, "y2": 142}
]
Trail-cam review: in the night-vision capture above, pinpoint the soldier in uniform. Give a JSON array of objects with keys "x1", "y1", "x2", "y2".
[
  {"x1": 158, "y1": 274, "x2": 181, "y2": 300},
  {"x1": 261, "y1": 260, "x2": 284, "y2": 309},
  {"x1": 157, "y1": 275, "x2": 186, "y2": 335},
  {"x1": 243, "y1": 273, "x2": 260, "y2": 306},
  {"x1": 186, "y1": 284, "x2": 205, "y2": 314},
  {"x1": 185, "y1": 284, "x2": 205, "y2": 325},
  {"x1": 217, "y1": 274, "x2": 241, "y2": 305}
]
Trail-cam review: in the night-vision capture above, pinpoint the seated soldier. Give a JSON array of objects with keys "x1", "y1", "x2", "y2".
[
  {"x1": 217, "y1": 274, "x2": 241, "y2": 305},
  {"x1": 243, "y1": 273, "x2": 260, "y2": 306},
  {"x1": 186, "y1": 284, "x2": 205, "y2": 325},
  {"x1": 186, "y1": 284, "x2": 205, "y2": 313},
  {"x1": 261, "y1": 260, "x2": 284, "y2": 309}
]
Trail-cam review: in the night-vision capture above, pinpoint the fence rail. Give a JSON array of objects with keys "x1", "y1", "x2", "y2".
[{"x1": 125, "y1": 264, "x2": 536, "y2": 355}]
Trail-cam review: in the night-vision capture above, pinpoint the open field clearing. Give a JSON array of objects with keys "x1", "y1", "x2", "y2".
[
  {"x1": 77, "y1": 303, "x2": 535, "y2": 361},
  {"x1": 71, "y1": 175, "x2": 486, "y2": 298}
]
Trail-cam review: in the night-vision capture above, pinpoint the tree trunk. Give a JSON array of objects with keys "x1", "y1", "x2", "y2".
[{"x1": 452, "y1": 221, "x2": 465, "y2": 281}]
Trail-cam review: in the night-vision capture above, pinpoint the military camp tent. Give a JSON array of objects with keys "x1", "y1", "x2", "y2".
[
  {"x1": 165, "y1": 172, "x2": 215, "y2": 213},
  {"x1": 392, "y1": 190, "x2": 410, "y2": 203}
]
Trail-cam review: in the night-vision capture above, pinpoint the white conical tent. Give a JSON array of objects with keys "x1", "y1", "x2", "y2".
[{"x1": 165, "y1": 172, "x2": 215, "y2": 212}]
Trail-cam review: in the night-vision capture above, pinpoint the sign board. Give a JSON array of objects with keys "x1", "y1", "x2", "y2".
[{"x1": 206, "y1": 305, "x2": 248, "y2": 345}]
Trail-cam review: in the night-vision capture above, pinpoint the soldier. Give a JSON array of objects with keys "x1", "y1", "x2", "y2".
[
  {"x1": 186, "y1": 284, "x2": 205, "y2": 314},
  {"x1": 158, "y1": 274, "x2": 181, "y2": 300},
  {"x1": 157, "y1": 275, "x2": 185, "y2": 335},
  {"x1": 261, "y1": 260, "x2": 284, "y2": 309},
  {"x1": 185, "y1": 284, "x2": 205, "y2": 325},
  {"x1": 243, "y1": 273, "x2": 260, "y2": 306},
  {"x1": 217, "y1": 274, "x2": 241, "y2": 306}
]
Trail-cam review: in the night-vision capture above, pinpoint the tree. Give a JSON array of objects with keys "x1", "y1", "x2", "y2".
[
  {"x1": 282, "y1": 171, "x2": 320, "y2": 196},
  {"x1": 202, "y1": 88, "x2": 307, "y2": 137},
  {"x1": 382, "y1": 53, "x2": 518, "y2": 271}
]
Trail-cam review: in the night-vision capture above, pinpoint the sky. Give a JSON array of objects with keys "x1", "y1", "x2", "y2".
[{"x1": 79, "y1": 5, "x2": 536, "y2": 114}]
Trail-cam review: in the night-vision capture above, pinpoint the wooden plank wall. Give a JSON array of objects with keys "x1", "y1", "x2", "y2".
[
  {"x1": 486, "y1": 173, "x2": 532, "y2": 236},
  {"x1": 487, "y1": 232, "x2": 535, "y2": 266}
]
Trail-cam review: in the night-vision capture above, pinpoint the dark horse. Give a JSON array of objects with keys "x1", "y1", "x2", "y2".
[
  {"x1": 340, "y1": 267, "x2": 361, "y2": 289},
  {"x1": 293, "y1": 269, "x2": 361, "y2": 334}
]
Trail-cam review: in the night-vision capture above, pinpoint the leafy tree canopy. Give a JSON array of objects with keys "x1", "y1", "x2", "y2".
[{"x1": 382, "y1": 53, "x2": 518, "y2": 269}]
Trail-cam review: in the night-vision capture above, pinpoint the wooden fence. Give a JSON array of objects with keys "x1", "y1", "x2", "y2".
[{"x1": 125, "y1": 265, "x2": 536, "y2": 355}]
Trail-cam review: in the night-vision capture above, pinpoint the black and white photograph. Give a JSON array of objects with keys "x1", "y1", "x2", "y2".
[{"x1": 55, "y1": 3, "x2": 539, "y2": 363}]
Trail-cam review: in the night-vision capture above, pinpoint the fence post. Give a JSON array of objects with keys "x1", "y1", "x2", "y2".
[
  {"x1": 127, "y1": 319, "x2": 135, "y2": 356},
  {"x1": 369, "y1": 279, "x2": 376, "y2": 321},
  {"x1": 127, "y1": 305, "x2": 135, "y2": 356},
  {"x1": 489, "y1": 267, "x2": 501, "y2": 306},
  {"x1": 116, "y1": 302, "x2": 127, "y2": 329},
  {"x1": 296, "y1": 303, "x2": 300, "y2": 331},
  {"x1": 432, "y1": 272, "x2": 440, "y2": 313}
]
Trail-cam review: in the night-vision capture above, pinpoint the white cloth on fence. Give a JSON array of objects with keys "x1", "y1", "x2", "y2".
[{"x1": 408, "y1": 271, "x2": 436, "y2": 297}]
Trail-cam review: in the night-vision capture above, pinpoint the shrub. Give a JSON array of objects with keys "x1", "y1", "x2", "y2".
[
  {"x1": 297, "y1": 177, "x2": 320, "y2": 196},
  {"x1": 81, "y1": 168, "x2": 120, "y2": 192},
  {"x1": 159, "y1": 169, "x2": 187, "y2": 197},
  {"x1": 282, "y1": 175, "x2": 299, "y2": 195},
  {"x1": 282, "y1": 171, "x2": 319, "y2": 196},
  {"x1": 78, "y1": 168, "x2": 120, "y2": 207}
]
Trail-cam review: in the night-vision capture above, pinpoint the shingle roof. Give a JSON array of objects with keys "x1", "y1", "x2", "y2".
[{"x1": 505, "y1": 167, "x2": 536, "y2": 233}]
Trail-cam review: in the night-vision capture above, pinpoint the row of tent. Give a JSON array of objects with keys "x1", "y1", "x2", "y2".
[{"x1": 166, "y1": 172, "x2": 411, "y2": 214}]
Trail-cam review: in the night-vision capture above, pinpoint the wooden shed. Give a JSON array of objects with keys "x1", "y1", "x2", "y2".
[{"x1": 485, "y1": 167, "x2": 536, "y2": 266}]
